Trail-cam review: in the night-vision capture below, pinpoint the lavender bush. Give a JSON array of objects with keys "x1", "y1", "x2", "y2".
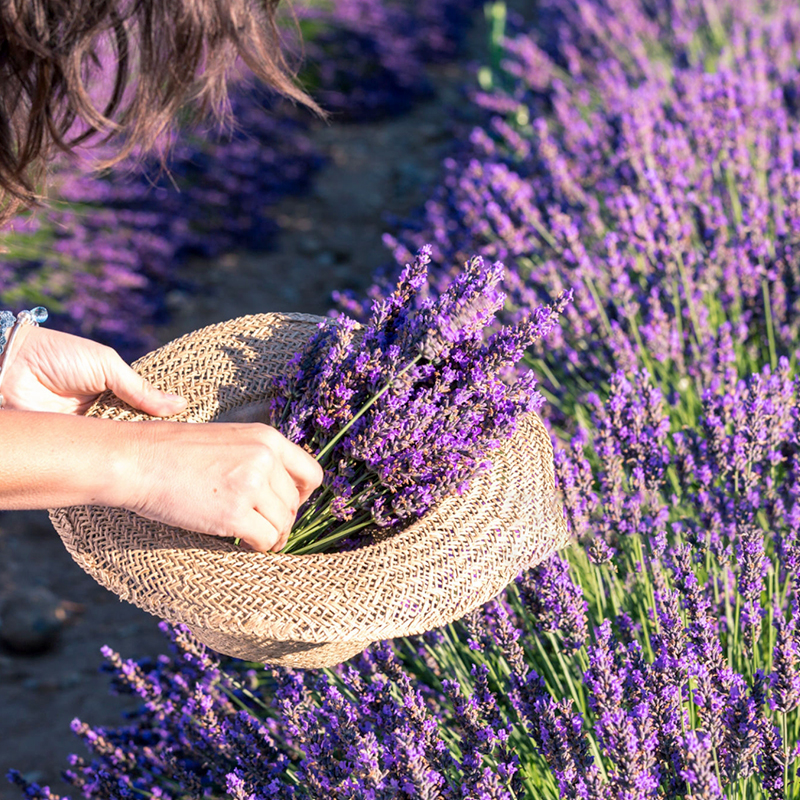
[
  {"x1": 295, "y1": 0, "x2": 480, "y2": 120},
  {"x1": 344, "y1": 0, "x2": 800, "y2": 425},
  {"x1": 0, "y1": 86, "x2": 321, "y2": 360},
  {"x1": 14, "y1": 364, "x2": 800, "y2": 798}
]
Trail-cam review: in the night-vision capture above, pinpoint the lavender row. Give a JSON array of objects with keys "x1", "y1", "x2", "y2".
[
  {"x1": 295, "y1": 0, "x2": 481, "y2": 120},
  {"x1": 321, "y1": 0, "x2": 800, "y2": 794},
  {"x1": 342, "y1": 0, "x2": 800, "y2": 425},
  {"x1": 0, "y1": 88, "x2": 320, "y2": 360}
]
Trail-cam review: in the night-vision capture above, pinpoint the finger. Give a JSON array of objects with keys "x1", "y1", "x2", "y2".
[
  {"x1": 267, "y1": 468, "x2": 301, "y2": 548},
  {"x1": 269, "y1": 465, "x2": 301, "y2": 519},
  {"x1": 265, "y1": 429, "x2": 324, "y2": 504},
  {"x1": 104, "y1": 354, "x2": 187, "y2": 417},
  {"x1": 233, "y1": 509, "x2": 283, "y2": 553},
  {"x1": 255, "y1": 488, "x2": 298, "y2": 552}
]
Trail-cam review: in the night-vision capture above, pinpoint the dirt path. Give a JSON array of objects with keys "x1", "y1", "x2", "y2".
[
  {"x1": 159, "y1": 59, "x2": 477, "y2": 339},
  {"x1": 0, "y1": 30, "x2": 486, "y2": 798}
]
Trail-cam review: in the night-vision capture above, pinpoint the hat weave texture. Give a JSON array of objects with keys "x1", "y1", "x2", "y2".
[{"x1": 49, "y1": 313, "x2": 570, "y2": 668}]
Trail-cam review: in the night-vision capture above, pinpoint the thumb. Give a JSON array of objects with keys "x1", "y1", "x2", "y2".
[{"x1": 105, "y1": 355, "x2": 188, "y2": 417}]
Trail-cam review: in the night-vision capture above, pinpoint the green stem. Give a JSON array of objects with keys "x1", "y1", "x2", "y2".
[
  {"x1": 315, "y1": 354, "x2": 422, "y2": 465},
  {"x1": 724, "y1": 164, "x2": 743, "y2": 227},
  {"x1": 793, "y1": 714, "x2": 800, "y2": 797},
  {"x1": 583, "y1": 273, "x2": 614, "y2": 340},
  {"x1": 531, "y1": 631, "x2": 566, "y2": 698},
  {"x1": 762, "y1": 277, "x2": 777, "y2": 371},
  {"x1": 284, "y1": 513, "x2": 338, "y2": 549},
  {"x1": 287, "y1": 518, "x2": 375, "y2": 555},
  {"x1": 783, "y1": 712, "x2": 790, "y2": 799},
  {"x1": 724, "y1": 569, "x2": 735, "y2": 667},
  {"x1": 733, "y1": 592, "x2": 742, "y2": 674},
  {"x1": 633, "y1": 533, "x2": 658, "y2": 660},
  {"x1": 546, "y1": 631, "x2": 586, "y2": 712},
  {"x1": 216, "y1": 670, "x2": 273, "y2": 715},
  {"x1": 675, "y1": 251, "x2": 702, "y2": 352}
]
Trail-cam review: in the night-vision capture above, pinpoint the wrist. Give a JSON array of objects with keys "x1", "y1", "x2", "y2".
[
  {"x1": 0, "y1": 306, "x2": 47, "y2": 409},
  {"x1": 101, "y1": 419, "x2": 158, "y2": 510},
  {"x1": 0, "y1": 306, "x2": 48, "y2": 408}
]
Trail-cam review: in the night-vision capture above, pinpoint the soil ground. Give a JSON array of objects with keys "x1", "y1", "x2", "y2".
[{"x1": 0, "y1": 30, "x2": 486, "y2": 799}]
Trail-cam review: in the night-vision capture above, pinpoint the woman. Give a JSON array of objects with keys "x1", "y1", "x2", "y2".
[{"x1": 0, "y1": 0, "x2": 323, "y2": 552}]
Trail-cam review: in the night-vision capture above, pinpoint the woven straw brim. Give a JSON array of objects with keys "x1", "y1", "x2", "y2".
[{"x1": 49, "y1": 313, "x2": 569, "y2": 668}]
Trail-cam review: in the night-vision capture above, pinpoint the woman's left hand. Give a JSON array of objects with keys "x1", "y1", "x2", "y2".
[{"x1": 0, "y1": 325, "x2": 188, "y2": 416}]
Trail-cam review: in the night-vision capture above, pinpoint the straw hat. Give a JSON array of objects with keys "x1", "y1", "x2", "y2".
[{"x1": 49, "y1": 313, "x2": 570, "y2": 668}]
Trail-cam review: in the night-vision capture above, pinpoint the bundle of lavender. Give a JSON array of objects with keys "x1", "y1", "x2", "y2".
[{"x1": 267, "y1": 246, "x2": 569, "y2": 555}]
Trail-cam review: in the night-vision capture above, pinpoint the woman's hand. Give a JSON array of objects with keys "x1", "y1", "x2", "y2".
[
  {"x1": 0, "y1": 325, "x2": 187, "y2": 416},
  {"x1": 119, "y1": 421, "x2": 324, "y2": 552},
  {"x1": 0, "y1": 326, "x2": 325, "y2": 552}
]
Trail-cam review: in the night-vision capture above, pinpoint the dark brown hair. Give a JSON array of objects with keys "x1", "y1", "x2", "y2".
[{"x1": 0, "y1": 0, "x2": 320, "y2": 225}]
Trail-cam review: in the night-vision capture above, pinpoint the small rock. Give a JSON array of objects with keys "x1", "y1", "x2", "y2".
[{"x1": 0, "y1": 586, "x2": 65, "y2": 654}]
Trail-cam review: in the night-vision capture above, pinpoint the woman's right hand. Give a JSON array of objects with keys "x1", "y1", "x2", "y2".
[{"x1": 118, "y1": 421, "x2": 323, "y2": 553}]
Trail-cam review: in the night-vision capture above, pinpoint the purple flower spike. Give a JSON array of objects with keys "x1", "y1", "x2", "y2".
[
  {"x1": 676, "y1": 731, "x2": 723, "y2": 799},
  {"x1": 517, "y1": 553, "x2": 588, "y2": 651},
  {"x1": 770, "y1": 610, "x2": 800, "y2": 714}
]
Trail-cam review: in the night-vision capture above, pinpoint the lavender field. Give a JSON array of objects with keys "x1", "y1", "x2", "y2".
[{"x1": 9, "y1": 0, "x2": 800, "y2": 797}]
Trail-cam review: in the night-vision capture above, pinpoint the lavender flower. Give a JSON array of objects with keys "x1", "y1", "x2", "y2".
[
  {"x1": 516, "y1": 553, "x2": 588, "y2": 652},
  {"x1": 532, "y1": 696, "x2": 603, "y2": 800},
  {"x1": 270, "y1": 246, "x2": 567, "y2": 553},
  {"x1": 676, "y1": 731, "x2": 723, "y2": 799},
  {"x1": 770, "y1": 610, "x2": 800, "y2": 714}
]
